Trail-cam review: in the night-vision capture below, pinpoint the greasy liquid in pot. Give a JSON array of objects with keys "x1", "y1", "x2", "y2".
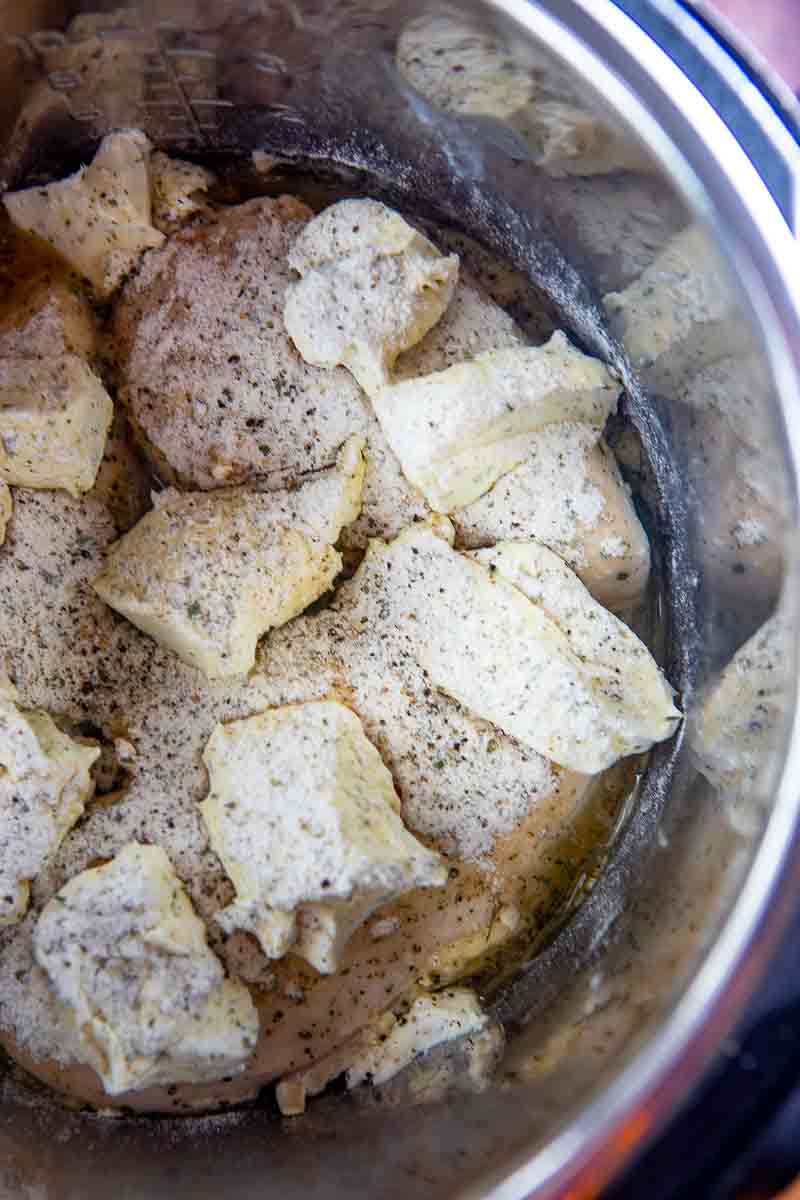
[
  {"x1": 465, "y1": 757, "x2": 645, "y2": 1001},
  {"x1": 0, "y1": 166, "x2": 660, "y2": 1110}
]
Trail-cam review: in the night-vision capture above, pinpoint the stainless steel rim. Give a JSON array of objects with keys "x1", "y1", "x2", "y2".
[{"x1": 459, "y1": 1, "x2": 800, "y2": 1196}]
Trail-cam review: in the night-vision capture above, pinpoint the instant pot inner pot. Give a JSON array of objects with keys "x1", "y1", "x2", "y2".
[{"x1": 0, "y1": 3, "x2": 794, "y2": 1198}]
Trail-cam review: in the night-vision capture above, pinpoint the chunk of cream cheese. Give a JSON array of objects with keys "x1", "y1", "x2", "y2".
[
  {"x1": 4, "y1": 130, "x2": 164, "y2": 297},
  {"x1": 201, "y1": 700, "x2": 447, "y2": 974},
  {"x1": 370, "y1": 332, "x2": 618, "y2": 511},
  {"x1": 0, "y1": 678, "x2": 99, "y2": 925},
  {"x1": 92, "y1": 435, "x2": 365, "y2": 677},
  {"x1": 345, "y1": 520, "x2": 680, "y2": 774},
  {"x1": 0, "y1": 355, "x2": 113, "y2": 496},
  {"x1": 149, "y1": 151, "x2": 216, "y2": 234},
  {"x1": 471, "y1": 539, "x2": 678, "y2": 754},
  {"x1": 33, "y1": 842, "x2": 258, "y2": 1096},
  {"x1": 284, "y1": 198, "x2": 459, "y2": 394}
]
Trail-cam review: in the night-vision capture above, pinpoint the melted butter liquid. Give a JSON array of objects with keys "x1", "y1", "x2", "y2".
[{"x1": 463, "y1": 757, "x2": 646, "y2": 1000}]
